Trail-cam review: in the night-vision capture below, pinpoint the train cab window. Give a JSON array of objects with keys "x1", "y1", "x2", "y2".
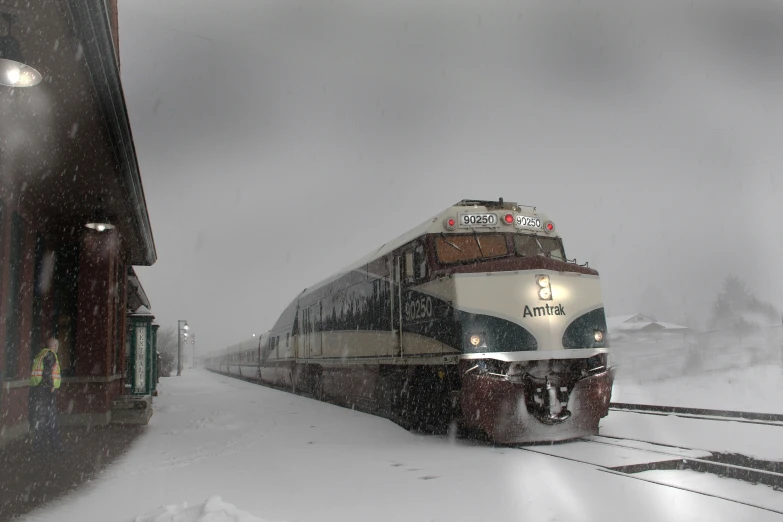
[
  {"x1": 435, "y1": 234, "x2": 508, "y2": 264},
  {"x1": 404, "y1": 251, "x2": 414, "y2": 281},
  {"x1": 403, "y1": 244, "x2": 427, "y2": 282},
  {"x1": 415, "y1": 245, "x2": 427, "y2": 279},
  {"x1": 514, "y1": 235, "x2": 565, "y2": 261}
]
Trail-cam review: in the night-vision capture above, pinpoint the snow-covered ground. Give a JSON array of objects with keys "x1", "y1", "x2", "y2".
[
  {"x1": 612, "y1": 364, "x2": 783, "y2": 414},
  {"x1": 133, "y1": 496, "x2": 269, "y2": 522},
  {"x1": 18, "y1": 369, "x2": 783, "y2": 522}
]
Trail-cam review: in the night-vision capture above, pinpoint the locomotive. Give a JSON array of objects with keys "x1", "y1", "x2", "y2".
[{"x1": 205, "y1": 199, "x2": 614, "y2": 443}]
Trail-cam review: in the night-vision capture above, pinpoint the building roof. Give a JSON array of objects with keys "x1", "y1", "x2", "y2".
[
  {"x1": 68, "y1": 0, "x2": 157, "y2": 265},
  {"x1": 127, "y1": 268, "x2": 151, "y2": 311},
  {"x1": 131, "y1": 305, "x2": 152, "y2": 316},
  {"x1": 607, "y1": 313, "x2": 690, "y2": 333}
]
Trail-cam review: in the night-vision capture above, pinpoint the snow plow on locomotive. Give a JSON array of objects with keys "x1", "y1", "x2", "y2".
[{"x1": 205, "y1": 199, "x2": 614, "y2": 443}]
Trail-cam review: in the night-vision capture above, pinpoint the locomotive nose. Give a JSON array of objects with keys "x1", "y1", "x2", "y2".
[{"x1": 448, "y1": 270, "x2": 606, "y2": 354}]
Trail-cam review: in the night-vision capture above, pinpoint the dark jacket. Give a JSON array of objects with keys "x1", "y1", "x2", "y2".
[
  {"x1": 30, "y1": 351, "x2": 58, "y2": 419},
  {"x1": 38, "y1": 351, "x2": 57, "y2": 389}
]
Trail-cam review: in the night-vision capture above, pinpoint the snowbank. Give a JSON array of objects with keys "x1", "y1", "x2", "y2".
[
  {"x1": 612, "y1": 364, "x2": 783, "y2": 414},
  {"x1": 611, "y1": 326, "x2": 782, "y2": 383},
  {"x1": 133, "y1": 496, "x2": 271, "y2": 522}
]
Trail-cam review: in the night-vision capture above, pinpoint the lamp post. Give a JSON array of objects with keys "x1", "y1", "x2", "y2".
[
  {"x1": 191, "y1": 333, "x2": 196, "y2": 369},
  {"x1": 177, "y1": 320, "x2": 189, "y2": 376}
]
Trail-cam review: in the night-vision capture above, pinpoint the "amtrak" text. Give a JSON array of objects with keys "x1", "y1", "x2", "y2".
[{"x1": 523, "y1": 304, "x2": 565, "y2": 317}]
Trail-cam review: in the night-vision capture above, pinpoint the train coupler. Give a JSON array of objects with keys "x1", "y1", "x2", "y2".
[{"x1": 521, "y1": 374, "x2": 575, "y2": 425}]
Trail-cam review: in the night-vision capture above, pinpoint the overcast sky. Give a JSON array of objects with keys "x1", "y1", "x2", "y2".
[{"x1": 118, "y1": 0, "x2": 783, "y2": 352}]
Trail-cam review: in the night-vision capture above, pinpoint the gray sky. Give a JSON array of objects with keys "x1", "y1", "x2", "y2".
[{"x1": 119, "y1": 0, "x2": 783, "y2": 352}]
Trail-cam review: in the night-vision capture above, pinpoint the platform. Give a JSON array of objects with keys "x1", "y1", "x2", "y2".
[{"x1": 0, "y1": 425, "x2": 144, "y2": 522}]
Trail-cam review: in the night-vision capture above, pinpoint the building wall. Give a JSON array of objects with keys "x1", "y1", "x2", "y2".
[
  {"x1": 0, "y1": 202, "x2": 134, "y2": 445},
  {"x1": 58, "y1": 379, "x2": 124, "y2": 424},
  {"x1": 0, "y1": 0, "x2": 152, "y2": 447},
  {"x1": 0, "y1": 198, "x2": 36, "y2": 442}
]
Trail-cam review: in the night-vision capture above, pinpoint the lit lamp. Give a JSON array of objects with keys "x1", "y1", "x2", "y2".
[
  {"x1": 85, "y1": 208, "x2": 116, "y2": 232},
  {"x1": 177, "y1": 320, "x2": 189, "y2": 376},
  {"x1": 0, "y1": 14, "x2": 42, "y2": 88}
]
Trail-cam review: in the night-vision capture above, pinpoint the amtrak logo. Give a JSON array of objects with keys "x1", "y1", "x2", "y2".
[{"x1": 523, "y1": 304, "x2": 565, "y2": 317}]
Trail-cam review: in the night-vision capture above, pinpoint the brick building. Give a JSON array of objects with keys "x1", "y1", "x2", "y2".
[{"x1": 0, "y1": 0, "x2": 156, "y2": 444}]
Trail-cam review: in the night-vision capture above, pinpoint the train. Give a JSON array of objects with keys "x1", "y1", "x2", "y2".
[{"x1": 204, "y1": 199, "x2": 614, "y2": 443}]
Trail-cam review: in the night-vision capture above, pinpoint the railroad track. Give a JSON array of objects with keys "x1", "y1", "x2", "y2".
[
  {"x1": 214, "y1": 370, "x2": 782, "y2": 512},
  {"x1": 519, "y1": 435, "x2": 783, "y2": 515},
  {"x1": 609, "y1": 402, "x2": 783, "y2": 426}
]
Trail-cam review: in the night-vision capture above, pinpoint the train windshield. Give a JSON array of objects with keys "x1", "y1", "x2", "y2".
[
  {"x1": 514, "y1": 235, "x2": 566, "y2": 261},
  {"x1": 435, "y1": 234, "x2": 508, "y2": 264}
]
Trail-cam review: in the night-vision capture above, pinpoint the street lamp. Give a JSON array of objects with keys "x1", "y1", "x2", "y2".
[
  {"x1": 0, "y1": 14, "x2": 42, "y2": 88},
  {"x1": 85, "y1": 208, "x2": 116, "y2": 232},
  {"x1": 191, "y1": 333, "x2": 196, "y2": 369},
  {"x1": 177, "y1": 320, "x2": 189, "y2": 376}
]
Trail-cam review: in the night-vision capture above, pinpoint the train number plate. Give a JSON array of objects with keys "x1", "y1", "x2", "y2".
[
  {"x1": 459, "y1": 213, "x2": 498, "y2": 227},
  {"x1": 515, "y1": 216, "x2": 541, "y2": 230}
]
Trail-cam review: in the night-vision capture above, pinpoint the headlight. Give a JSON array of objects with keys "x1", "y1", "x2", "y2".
[
  {"x1": 536, "y1": 274, "x2": 552, "y2": 301},
  {"x1": 469, "y1": 334, "x2": 482, "y2": 347},
  {"x1": 594, "y1": 330, "x2": 604, "y2": 342}
]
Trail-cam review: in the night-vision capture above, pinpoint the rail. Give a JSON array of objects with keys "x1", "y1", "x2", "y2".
[{"x1": 609, "y1": 402, "x2": 783, "y2": 424}]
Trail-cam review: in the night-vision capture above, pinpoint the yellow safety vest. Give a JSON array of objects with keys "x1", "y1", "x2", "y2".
[{"x1": 30, "y1": 348, "x2": 61, "y2": 389}]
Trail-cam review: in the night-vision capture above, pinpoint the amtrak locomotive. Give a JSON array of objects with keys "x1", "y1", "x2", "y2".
[{"x1": 205, "y1": 199, "x2": 614, "y2": 443}]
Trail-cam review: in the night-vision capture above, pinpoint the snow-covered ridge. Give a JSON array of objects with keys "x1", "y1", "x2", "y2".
[{"x1": 133, "y1": 496, "x2": 276, "y2": 522}]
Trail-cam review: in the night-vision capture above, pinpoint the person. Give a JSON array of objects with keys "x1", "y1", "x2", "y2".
[{"x1": 29, "y1": 337, "x2": 64, "y2": 453}]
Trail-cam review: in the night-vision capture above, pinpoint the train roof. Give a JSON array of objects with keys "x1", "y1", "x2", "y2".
[
  {"x1": 300, "y1": 198, "x2": 556, "y2": 297},
  {"x1": 223, "y1": 199, "x2": 559, "y2": 352},
  {"x1": 221, "y1": 336, "x2": 260, "y2": 355}
]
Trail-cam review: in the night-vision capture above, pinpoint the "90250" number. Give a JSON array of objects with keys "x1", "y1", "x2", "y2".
[
  {"x1": 515, "y1": 216, "x2": 541, "y2": 229},
  {"x1": 404, "y1": 296, "x2": 433, "y2": 322},
  {"x1": 460, "y1": 213, "x2": 498, "y2": 227}
]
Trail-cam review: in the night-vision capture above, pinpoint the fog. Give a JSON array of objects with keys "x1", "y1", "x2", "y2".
[{"x1": 118, "y1": 0, "x2": 783, "y2": 352}]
